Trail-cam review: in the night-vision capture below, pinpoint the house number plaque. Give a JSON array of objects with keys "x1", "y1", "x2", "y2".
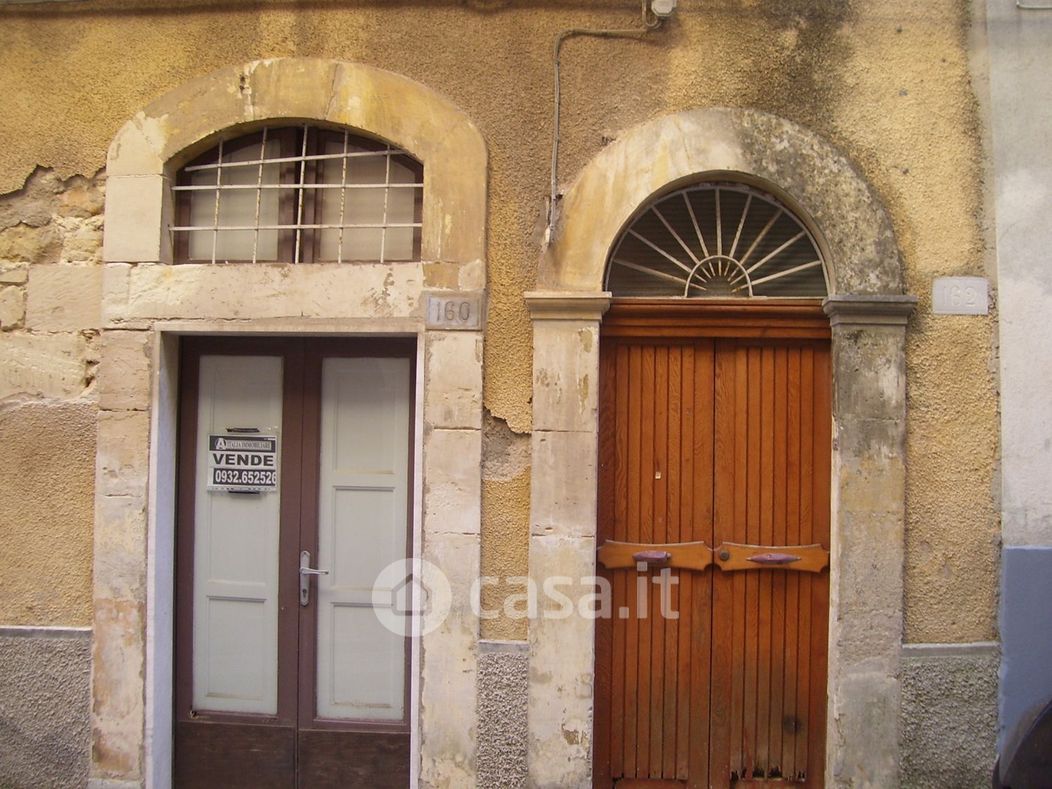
[{"x1": 425, "y1": 291, "x2": 484, "y2": 330}]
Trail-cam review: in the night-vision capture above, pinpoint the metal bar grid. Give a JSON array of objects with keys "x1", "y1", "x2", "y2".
[{"x1": 172, "y1": 124, "x2": 422, "y2": 264}]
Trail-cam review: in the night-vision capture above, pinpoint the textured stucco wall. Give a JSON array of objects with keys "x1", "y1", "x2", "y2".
[
  {"x1": 900, "y1": 643, "x2": 999, "y2": 788},
  {"x1": 0, "y1": 400, "x2": 95, "y2": 626},
  {"x1": 0, "y1": 0, "x2": 997, "y2": 643},
  {"x1": 0, "y1": 630, "x2": 92, "y2": 789},
  {"x1": 476, "y1": 641, "x2": 529, "y2": 788}
]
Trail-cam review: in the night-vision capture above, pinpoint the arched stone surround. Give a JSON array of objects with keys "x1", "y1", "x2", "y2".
[
  {"x1": 95, "y1": 59, "x2": 486, "y2": 788},
  {"x1": 526, "y1": 107, "x2": 916, "y2": 787}
]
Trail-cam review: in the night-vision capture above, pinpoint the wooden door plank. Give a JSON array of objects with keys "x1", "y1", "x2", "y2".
[
  {"x1": 768, "y1": 347, "x2": 789, "y2": 776},
  {"x1": 297, "y1": 730, "x2": 409, "y2": 789},
  {"x1": 709, "y1": 341, "x2": 734, "y2": 788},
  {"x1": 742, "y1": 346, "x2": 762, "y2": 780},
  {"x1": 613, "y1": 343, "x2": 631, "y2": 779},
  {"x1": 638, "y1": 344, "x2": 656, "y2": 775},
  {"x1": 625, "y1": 344, "x2": 643, "y2": 778},
  {"x1": 781, "y1": 349, "x2": 803, "y2": 780},
  {"x1": 794, "y1": 347, "x2": 815, "y2": 778},
  {"x1": 688, "y1": 341, "x2": 715, "y2": 789},
  {"x1": 755, "y1": 347, "x2": 776, "y2": 776},
  {"x1": 728, "y1": 345, "x2": 749, "y2": 784},
  {"x1": 675, "y1": 344, "x2": 693, "y2": 781},
  {"x1": 651, "y1": 346, "x2": 669, "y2": 779},
  {"x1": 175, "y1": 721, "x2": 295, "y2": 789},
  {"x1": 663, "y1": 347, "x2": 681, "y2": 779}
]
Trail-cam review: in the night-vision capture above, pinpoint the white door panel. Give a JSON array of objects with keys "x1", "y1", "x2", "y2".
[
  {"x1": 192, "y1": 355, "x2": 282, "y2": 714},
  {"x1": 316, "y1": 357, "x2": 410, "y2": 721}
]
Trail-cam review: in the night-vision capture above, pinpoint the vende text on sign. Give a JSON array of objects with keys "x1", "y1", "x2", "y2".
[
  {"x1": 425, "y1": 291, "x2": 485, "y2": 330},
  {"x1": 932, "y1": 276, "x2": 989, "y2": 315},
  {"x1": 207, "y1": 433, "x2": 279, "y2": 492}
]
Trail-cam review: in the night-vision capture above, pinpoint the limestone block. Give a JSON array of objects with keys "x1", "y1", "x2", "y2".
[
  {"x1": 91, "y1": 597, "x2": 144, "y2": 781},
  {"x1": 458, "y1": 259, "x2": 485, "y2": 291},
  {"x1": 96, "y1": 410, "x2": 150, "y2": 498},
  {"x1": 27, "y1": 265, "x2": 103, "y2": 331},
  {"x1": 123, "y1": 263, "x2": 424, "y2": 321},
  {"x1": 424, "y1": 428, "x2": 481, "y2": 535},
  {"x1": 59, "y1": 215, "x2": 104, "y2": 264},
  {"x1": 102, "y1": 175, "x2": 170, "y2": 264},
  {"x1": 93, "y1": 495, "x2": 147, "y2": 602},
  {"x1": 100, "y1": 264, "x2": 130, "y2": 326},
  {"x1": 0, "y1": 222, "x2": 61, "y2": 265},
  {"x1": 425, "y1": 331, "x2": 482, "y2": 429},
  {"x1": 0, "y1": 332, "x2": 90, "y2": 399},
  {"x1": 831, "y1": 325, "x2": 906, "y2": 420},
  {"x1": 828, "y1": 668, "x2": 900, "y2": 787},
  {"x1": 246, "y1": 58, "x2": 340, "y2": 124},
  {"x1": 531, "y1": 430, "x2": 598, "y2": 538},
  {"x1": 98, "y1": 331, "x2": 151, "y2": 411},
  {"x1": 837, "y1": 450, "x2": 904, "y2": 519},
  {"x1": 830, "y1": 511, "x2": 904, "y2": 669},
  {"x1": 105, "y1": 116, "x2": 164, "y2": 178},
  {"x1": 0, "y1": 286, "x2": 24, "y2": 330},
  {"x1": 420, "y1": 532, "x2": 479, "y2": 787},
  {"x1": 0, "y1": 263, "x2": 28, "y2": 284},
  {"x1": 528, "y1": 534, "x2": 597, "y2": 788},
  {"x1": 532, "y1": 320, "x2": 600, "y2": 432}
]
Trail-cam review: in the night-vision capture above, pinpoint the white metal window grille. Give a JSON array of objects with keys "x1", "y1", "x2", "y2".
[
  {"x1": 172, "y1": 125, "x2": 423, "y2": 264},
  {"x1": 605, "y1": 182, "x2": 828, "y2": 298}
]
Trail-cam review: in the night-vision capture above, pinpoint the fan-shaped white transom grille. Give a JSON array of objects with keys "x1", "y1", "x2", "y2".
[{"x1": 605, "y1": 182, "x2": 827, "y2": 298}]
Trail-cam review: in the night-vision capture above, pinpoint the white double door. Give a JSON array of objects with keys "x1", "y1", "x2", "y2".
[{"x1": 175, "y1": 338, "x2": 415, "y2": 788}]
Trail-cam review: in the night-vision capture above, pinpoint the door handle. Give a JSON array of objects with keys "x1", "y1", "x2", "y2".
[
  {"x1": 299, "y1": 550, "x2": 329, "y2": 606},
  {"x1": 597, "y1": 540, "x2": 713, "y2": 571},
  {"x1": 713, "y1": 542, "x2": 829, "y2": 573}
]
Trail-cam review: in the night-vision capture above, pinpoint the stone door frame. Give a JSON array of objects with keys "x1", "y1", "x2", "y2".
[
  {"x1": 526, "y1": 107, "x2": 916, "y2": 787},
  {"x1": 95, "y1": 59, "x2": 487, "y2": 789}
]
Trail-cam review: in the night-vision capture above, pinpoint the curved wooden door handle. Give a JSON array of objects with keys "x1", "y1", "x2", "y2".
[
  {"x1": 713, "y1": 542, "x2": 829, "y2": 573},
  {"x1": 597, "y1": 540, "x2": 712, "y2": 571}
]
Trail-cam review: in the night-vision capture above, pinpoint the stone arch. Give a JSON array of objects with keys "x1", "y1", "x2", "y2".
[
  {"x1": 526, "y1": 108, "x2": 916, "y2": 787},
  {"x1": 104, "y1": 58, "x2": 486, "y2": 265},
  {"x1": 540, "y1": 106, "x2": 905, "y2": 297}
]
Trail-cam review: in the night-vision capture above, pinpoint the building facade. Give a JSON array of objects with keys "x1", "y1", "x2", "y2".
[{"x1": 0, "y1": 1, "x2": 1022, "y2": 787}]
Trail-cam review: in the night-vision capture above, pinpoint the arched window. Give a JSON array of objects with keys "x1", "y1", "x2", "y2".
[
  {"x1": 173, "y1": 124, "x2": 423, "y2": 264},
  {"x1": 605, "y1": 181, "x2": 827, "y2": 298}
]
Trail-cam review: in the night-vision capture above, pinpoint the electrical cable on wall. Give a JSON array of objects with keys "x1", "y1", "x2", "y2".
[{"x1": 546, "y1": 0, "x2": 675, "y2": 242}]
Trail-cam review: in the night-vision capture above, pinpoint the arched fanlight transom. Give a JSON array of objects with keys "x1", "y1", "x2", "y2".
[{"x1": 605, "y1": 182, "x2": 828, "y2": 298}]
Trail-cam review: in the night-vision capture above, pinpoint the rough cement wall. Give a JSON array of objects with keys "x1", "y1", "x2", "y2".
[
  {"x1": 901, "y1": 643, "x2": 999, "y2": 788},
  {"x1": 0, "y1": 629, "x2": 92, "y2": 789},
  {"x1": 476, "y1": 641, "x2": 529, "y2": 788},
  {"x1": 0, "y1": 0, "x2": 995, "y2": 662}
]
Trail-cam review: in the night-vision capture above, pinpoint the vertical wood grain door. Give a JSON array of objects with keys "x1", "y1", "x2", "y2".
[
  {"x1": 174, "y1": 337, "x2": 414, "y2": 788},
  {"x1": 595, "y1": 303, "x2": 831, "y2": 788}
]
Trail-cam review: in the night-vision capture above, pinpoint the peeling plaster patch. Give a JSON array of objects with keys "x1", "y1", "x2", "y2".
[{"x1": 482, "y1": 409, "x2": 530, "y2": 482}]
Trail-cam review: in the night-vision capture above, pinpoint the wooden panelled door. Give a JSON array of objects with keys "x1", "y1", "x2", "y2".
[
  {"x1": 595, "y1": 302, "x2": 832, "y2": 788},
  {"x1": 174, "y1": 337, "x2": 414, "y2": 788}
]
